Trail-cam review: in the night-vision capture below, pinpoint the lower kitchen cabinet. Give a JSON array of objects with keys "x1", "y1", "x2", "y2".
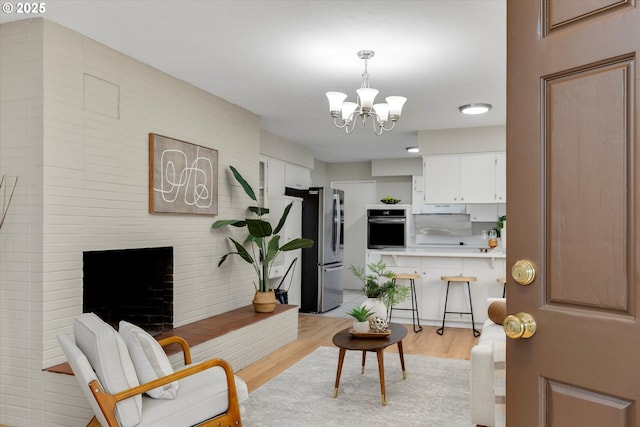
[{"x1": 374, "y1": 252, "x2": 506, "y2": 330}]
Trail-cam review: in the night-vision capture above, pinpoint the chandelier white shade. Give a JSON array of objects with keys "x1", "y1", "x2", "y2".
[{"x1": 326, "y1": 50, "x2": 407, "y2": 135}]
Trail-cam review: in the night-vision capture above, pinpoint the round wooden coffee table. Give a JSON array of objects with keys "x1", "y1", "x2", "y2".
[{"x1": 332, "y1": 322, "x2": 408, "y2": 406}]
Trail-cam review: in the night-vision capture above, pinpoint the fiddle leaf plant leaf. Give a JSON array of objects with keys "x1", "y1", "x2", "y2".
[
  {"x1": 263, "y1": 235, "x2": 281, "y2": 264},
  {"x1": 212, "y1": 219, "x2": 246, "y2": 229},
  {"x1": 272, "y1": 202, "x2": 292, "y2": 235},
  {"x1": 246, "y1": 219, "x2": 272, "y2": 238},
  {"x1": 279, "y1": 238, "x2": 314, "y2": 252},
  {"x1": 230, "y1": 165, "x2": 257, "y2": 202},
  {"x1": 248, "y1": 206, "x2": 269, "y2": 217},
  {"x1": 217, "y1": 238, "x2": 254, "y2": 267}
]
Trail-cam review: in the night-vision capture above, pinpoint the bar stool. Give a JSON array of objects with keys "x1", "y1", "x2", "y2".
[
  {"x1": 437, "y1": 276, "x2": 480, "y2": 337},
  {"x1": 497, "y1": 277, "x2": 506, "y2": 298},
  {"x1": 388, "y1": 273, "x2": 423, "y2": 333}
]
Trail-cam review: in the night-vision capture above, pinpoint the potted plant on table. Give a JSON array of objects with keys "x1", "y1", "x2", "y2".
[
  {"x1": 346, "y1": 306, "x2": 375, "y2": 333},
  {"x1": 212, "y1": 166, "x2": 314, "y2": 313},
  {"x1": 349, "y1": 260, "x2": 411, "y2": 320}
]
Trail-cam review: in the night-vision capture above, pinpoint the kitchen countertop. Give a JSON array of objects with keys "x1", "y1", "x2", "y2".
[{"x1": 370, "y1": 246, "x2": 506, "y2": 259}]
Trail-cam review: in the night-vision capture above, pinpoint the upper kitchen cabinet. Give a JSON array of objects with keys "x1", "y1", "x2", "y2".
[
  {"x1": 285, "y1": 163, "x2": 311, "y2": 191},
  {"x1": 260, "y1": 155, "x2": 311, "y2": 198},
  {"x1": 494, "y1": 152, "x2": 506, "y2": 202},
  {"x1": 423, "y1": 153, "x2": 506, "y2": 204}
]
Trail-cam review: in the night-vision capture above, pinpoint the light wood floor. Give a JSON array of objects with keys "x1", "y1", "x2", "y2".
[{"x1": 236, "y1": 314, "x2": 479, "y2": 392}]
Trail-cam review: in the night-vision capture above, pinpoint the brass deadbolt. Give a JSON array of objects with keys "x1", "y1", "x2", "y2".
[{"x1": 512, "y1": 259, "x2": 536, "y2": 285}]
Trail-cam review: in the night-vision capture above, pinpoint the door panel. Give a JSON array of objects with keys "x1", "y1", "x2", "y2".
[
  {"x1": 545, "y1": 58, "x2": 632, "y2": 311},
  {"x1": 545, "y1": 0, "x2": 632, "y2": 33},
  {"x1": 507, "y1": 1, "x2": 639, "y2": 426},
  {"x1": 545, "y1": 380, "x2": 633, "y2": 426}
]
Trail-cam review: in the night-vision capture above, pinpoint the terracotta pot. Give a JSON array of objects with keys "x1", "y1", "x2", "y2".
[{"x1": 252, "y1": 290, "x2": 277, "y2": 313}]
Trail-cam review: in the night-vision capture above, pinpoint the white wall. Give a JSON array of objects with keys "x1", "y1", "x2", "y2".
[
  {"x1": 311, "y1": 158, "x2": 329, "y2": 186},
  {"x1": 325, "y1": 162, "x2": 412, "y2": 203},
  {"x1": 0, "y1": 18, "x2": 264, "y2": 426},
  {"x1": 418, "y1": 125, "x2": 506, "y2": 154},
  {"x1": 260, "y1": 129, "x2": 314, "y2": 169}
]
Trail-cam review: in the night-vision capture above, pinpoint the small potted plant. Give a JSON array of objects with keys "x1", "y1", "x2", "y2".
[
  {"x1": 212, "y1": 166, "x2": 314, "y2": 312},
  {"x1": 347, "y1": 306, "x2": 375, "y2": 333},
  {"x1": 350, "y1": 260, "x2": 411, "y2": 320}
]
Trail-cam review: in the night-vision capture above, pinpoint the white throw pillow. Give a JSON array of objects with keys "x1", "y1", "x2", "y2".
[
  {"x1": 119, "y1": 320, "x2": 179, "y2": 399},
  {"x1": 74, "y1": 313, "x2": 142, "y2": 427}
]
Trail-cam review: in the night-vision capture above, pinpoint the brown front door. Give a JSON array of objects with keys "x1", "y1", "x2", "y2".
[{"x1": 507, "y1": 1, "x2": 640, "y2": 426}]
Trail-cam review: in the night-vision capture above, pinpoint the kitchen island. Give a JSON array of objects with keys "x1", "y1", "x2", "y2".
[{"x1": 366, "y1": 246, "x2": 506, "y2": 331}]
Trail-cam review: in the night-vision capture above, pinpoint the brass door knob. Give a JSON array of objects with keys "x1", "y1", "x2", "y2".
[
  {"x1": 512, "y1": 259, "x2": 536, "y2": 285},
  {"x1": 504, "y1": 312, "x2": 537, "y2": 339}
]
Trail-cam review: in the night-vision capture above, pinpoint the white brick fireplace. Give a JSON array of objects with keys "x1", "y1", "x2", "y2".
[{"x1": 0, "y1": 18, "x2": 273, "y2": 426}]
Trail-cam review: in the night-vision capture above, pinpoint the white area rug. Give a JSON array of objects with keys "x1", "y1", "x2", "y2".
[{"x1": 242, "y1": 346, "x2": 474, "y2": 427}]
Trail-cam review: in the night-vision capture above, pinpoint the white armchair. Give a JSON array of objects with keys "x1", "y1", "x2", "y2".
[{"x1": 57, "y1": 313, "x2": 248, "y2": 427}]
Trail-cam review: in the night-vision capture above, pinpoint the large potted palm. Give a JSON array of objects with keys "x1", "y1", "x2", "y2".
[{"x1": 212, "y1": 166, "x2": 314, "y2": 312}]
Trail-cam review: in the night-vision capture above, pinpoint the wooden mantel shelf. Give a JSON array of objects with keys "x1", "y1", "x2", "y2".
[{"x1": 46, "y1": 304, "x2": 298, "y2": 375}]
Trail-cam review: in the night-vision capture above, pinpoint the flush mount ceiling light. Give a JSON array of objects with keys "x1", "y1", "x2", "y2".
[
  {"x1": 326, "y1": 50, "x2": 407, "y2": 136},
  {"x1": 406, "y1": 146, "x2": 419, "y2": 153},
  {"x1": 459, "y1": 103, "x2": 492, "y2": 115}
]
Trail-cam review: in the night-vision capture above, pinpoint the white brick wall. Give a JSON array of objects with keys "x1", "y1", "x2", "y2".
[{"x1": 0, "y1": 18, "x2": 283, "y2": 426}]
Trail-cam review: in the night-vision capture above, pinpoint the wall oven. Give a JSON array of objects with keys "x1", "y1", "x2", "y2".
[{"x1": 367, "y1": 208, "x2": 407, "y2": 249}]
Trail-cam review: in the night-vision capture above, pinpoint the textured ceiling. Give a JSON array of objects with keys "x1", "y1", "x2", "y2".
[{"x1": 0, "y1": 0, "x2": 506, "y2": 163}]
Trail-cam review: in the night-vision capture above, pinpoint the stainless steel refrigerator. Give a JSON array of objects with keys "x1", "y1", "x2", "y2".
[{"x1": 285, "y1": 186, "x2": 344, "y2": 313}]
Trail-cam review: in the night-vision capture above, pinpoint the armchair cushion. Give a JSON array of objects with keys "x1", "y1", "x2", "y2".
[
  {"x1": 74, "y1": 313, "x2": 142, "y2": 427},
  {"x1": 139, "y1": 365, "x2": 249, "y2": 427},
  {"x1": 119, "y1": 320, "x2": 179, "y2": 399}
]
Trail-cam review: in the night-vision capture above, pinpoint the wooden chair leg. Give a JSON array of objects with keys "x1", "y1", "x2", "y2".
[{"x1": 86, "y1": 416, "x2": 101, "y2": 427}]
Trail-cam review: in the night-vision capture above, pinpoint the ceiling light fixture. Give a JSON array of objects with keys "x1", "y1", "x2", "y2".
[
  {"x1": 459, "y1": 103, "x2": 492, "y2": 115},
  {"x1": 406, "y1": 146, "x2": 419, "y2": 153},
  {"x1": 326, "y1": 50, "x2": 407, "y2": 136}
]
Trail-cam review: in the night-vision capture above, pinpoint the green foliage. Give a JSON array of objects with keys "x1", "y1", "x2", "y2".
[
  {"x1": 346, "y1": 305, "x2": 376, "y2": 322},
  {"x1": 349, "y1": 260, "x2": 410, "y2": 308},
  {"x1": 212, "y1": 166, "x2": 314, "y2": 292},
  {"x1": 496, "y1": 215, "x2": 506, "y2": 237}
]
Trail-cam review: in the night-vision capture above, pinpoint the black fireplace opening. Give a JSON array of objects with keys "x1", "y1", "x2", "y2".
[{"x1": 83, "y1": 246, "x2": 174, "y2": 335}]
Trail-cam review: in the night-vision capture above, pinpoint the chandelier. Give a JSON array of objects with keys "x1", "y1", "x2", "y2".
[{"x1": 326, "y1": 50, "x2": 407, "y2": 136}]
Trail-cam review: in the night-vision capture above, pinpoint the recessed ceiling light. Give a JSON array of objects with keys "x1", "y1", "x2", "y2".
[
  {"x1": 406, "y1": 146, "x2": 419, "y2": 153},
  {"x1": 459, "y1": 103, "x2": 492, "y2": 115}
]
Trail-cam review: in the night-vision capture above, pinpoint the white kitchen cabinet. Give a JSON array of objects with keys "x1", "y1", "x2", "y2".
[
  {"x1": 379, "y1": 254, "x2": 463, "y2": 323},
  {"x1": 259, "y1": 156, "x2": 286, "y2": 198},
  {"x1": 261, "y1": 156, "x2": 311, "y2": 198},
  {"x1": 423, "y1": 153, "x2": 506, "y2": 204},
  {"x1": 411, "y1": 175, "x2": 430, "y2": 214},
  {"x1": 284, "y1": 163, "x2": 311, "y2": 190},
  {"x1": 495, "y1": 152, "x2": 506, "y2": 202},
  {"x1": 466, "y1": 204, "x2": 498, "y2": 222},
  {"x1": 371, "y1": 251, "x2": 506, "y2": 328},
  {"x1": 379, "y1": 256, "x2": 423, "y2": 320},
  {"x1": 411, "y1": 175, "x2": 423, "y2": 213},
  {"x1": 460, "y1": 154, "x2": 496, "y2": 203},
  {"x1": 423, "y1": 155, "x2": 460, "y2": 203}
]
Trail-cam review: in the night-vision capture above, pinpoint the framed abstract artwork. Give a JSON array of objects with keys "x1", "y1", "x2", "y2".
[{"x1": 149, "y1": 133, "x2": 218, "y2": 215}]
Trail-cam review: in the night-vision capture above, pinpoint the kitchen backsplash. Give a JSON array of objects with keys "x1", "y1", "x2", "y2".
[
  {"x1": 414, "y1": 214, "x2": 471, "y2": 237},
  {"x1": 410, "y1": 213, "x2": 499, "y2": 248}
]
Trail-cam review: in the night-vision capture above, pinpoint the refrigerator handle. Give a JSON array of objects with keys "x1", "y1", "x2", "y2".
[
  {"x1": 333, "y1": 193, "x2": 341, "y2": 255},
  {"x1": 323, "y1": 264, "x2": 344, "y2": 272}
]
